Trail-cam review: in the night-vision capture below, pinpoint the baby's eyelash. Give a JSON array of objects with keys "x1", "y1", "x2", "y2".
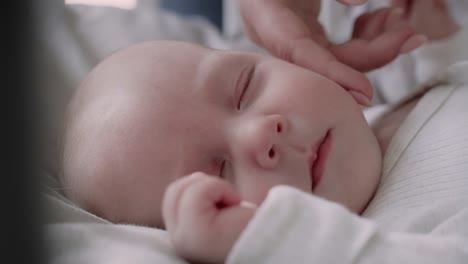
[
  {"x1": 219, "y1": 160, "x2": 227, "y2": 178},
  {"x1": 237, "y1": 65, "x2": 254, "y2": 110}
]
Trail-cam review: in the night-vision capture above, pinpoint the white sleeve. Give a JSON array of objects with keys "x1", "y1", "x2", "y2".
[
  {"x1": 226, "y1": 186, "x2": 468, "y2": 264},
  {"x1": 412, "y1": 25, "x2": 468, "y2": 86}
]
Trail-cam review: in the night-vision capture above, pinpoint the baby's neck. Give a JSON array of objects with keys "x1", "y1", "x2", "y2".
[{"x1": 372, "y1": 95, "x2": 422, "y2": 154}]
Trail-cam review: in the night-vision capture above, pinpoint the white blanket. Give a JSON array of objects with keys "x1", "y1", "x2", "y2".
[
  {"x1": 43, "y1": 169, "x2": 184, "y2": 264},
  {"x1": 46, "y1": 223, "x2": 183, "y2": 264}
]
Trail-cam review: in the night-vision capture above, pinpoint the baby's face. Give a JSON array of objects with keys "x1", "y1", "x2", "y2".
[{"x1": 68, "y1": 41, "x2": 382, "y2": 227}]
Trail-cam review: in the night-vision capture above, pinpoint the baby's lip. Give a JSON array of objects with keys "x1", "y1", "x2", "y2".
[{"x1": 308, "y1": 130, "x2": 331, "y2": 191}]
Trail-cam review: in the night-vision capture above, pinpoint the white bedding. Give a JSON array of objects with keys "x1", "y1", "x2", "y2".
[
  {"x1": 46, "y1": 223, "x2": 182, "y2": 264},
  {"x1": 43, "y1": 169, "x2": 185, "y2": 264},
  {"x1": 42, "y1": 1, "x2": 468, "y2": 263}
]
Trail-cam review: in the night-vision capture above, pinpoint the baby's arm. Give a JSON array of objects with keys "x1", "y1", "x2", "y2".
[
  {"x1": 227, "y1": 186, "x2": 468, "y2": 264},
  {"x1": 162, "y1": 172, "x2": 255, "y2": 264}
]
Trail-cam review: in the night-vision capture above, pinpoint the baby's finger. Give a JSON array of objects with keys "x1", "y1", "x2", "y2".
[
  {"x1": 207, "y1": 202, "x2": 257, "y2": 261},
  {"x1": 174, "y1": 179, "x2": 251, "y2": 263},
  {"x1": 179, "y1": 176, "x2": 241, "y2": 215},
  {"x1": 162, "y1": 172, "x2": 211, "y2": 228}
]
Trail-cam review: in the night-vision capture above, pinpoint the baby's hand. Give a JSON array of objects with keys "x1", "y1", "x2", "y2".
[
  {"x1": 392, "y1": 0, "x2": 460, "y2": 40},
  {"x1": 162, "y1": 172, "x2": 256, "y2": 264}
]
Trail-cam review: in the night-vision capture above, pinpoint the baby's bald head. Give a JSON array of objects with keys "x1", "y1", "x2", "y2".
[{"x1": 61, "y1": 41, "x2": 210, "y2": 226}]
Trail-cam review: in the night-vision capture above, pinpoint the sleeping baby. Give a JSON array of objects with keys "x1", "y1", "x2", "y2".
[{"x1": 59, "y1": 3, "x2": 468, "y2": 264}]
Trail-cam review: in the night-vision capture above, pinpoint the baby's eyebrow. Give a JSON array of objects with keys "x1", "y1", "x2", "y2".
[
  {"x1": 192, "y1": 53, "x2": 239, "y2": 101},
  {"x1": 192, "y1": 51, "x2": 224, "y2": 91}
]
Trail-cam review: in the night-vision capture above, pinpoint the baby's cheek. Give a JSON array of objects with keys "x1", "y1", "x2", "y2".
[{"x1": 236, "y1": 180, "x2": 273, "y2": 206}]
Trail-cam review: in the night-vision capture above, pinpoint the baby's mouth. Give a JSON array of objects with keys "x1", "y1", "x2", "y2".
[{"x1": 309, "y1": 129, "x2": 332, "y2": 191}]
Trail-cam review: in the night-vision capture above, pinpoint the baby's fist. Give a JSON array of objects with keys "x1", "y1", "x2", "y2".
[{"x1": 162, "y1": 172, "x2": 255, "y2": 264}]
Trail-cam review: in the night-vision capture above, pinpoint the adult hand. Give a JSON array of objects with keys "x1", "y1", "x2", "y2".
[
  {"x1": 162, "y1": 172, "x2": 255, "y2": 264},
  {"x1": 238, "y1": 0, "x2": 426, "y2": 106},
  {"x1": 392, "y1": 0, "x2": 460, "y2": 41}
]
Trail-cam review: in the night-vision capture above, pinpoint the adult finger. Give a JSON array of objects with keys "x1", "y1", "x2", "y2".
[
  {"x1": 391, "y1": 0, "x2": 411, "y2": 9},
  {"x1": 336, "y1": 0, "x2": 368, "y2": 5},
  {"x1": 352, "y1": 11, "x2": 373, "y2": 39},
  {"x1": 353, "y1": 8, "x2": 393, "y2": 40},
  {"x1": 332, "y1": 27, "x2": 425, "y2": 71},
  {"x1": 238, "y1": 0, "x2": 372, "y2": 104},
  {"x1": 384, "y1": 7, "x2": 406, "y2": 30},
  {"x1": 289, "y1": 38, "x2": 373, "y2": 104},
  {"x1": 353, "y1": 7, "x2": 407, "y2": 41}
]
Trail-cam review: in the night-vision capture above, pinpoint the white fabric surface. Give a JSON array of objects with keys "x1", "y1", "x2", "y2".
[
  {"x1": 227, "y1": 61, "x2": 468, "y2": 264},
  {"x1": 46, "y1": 223, "x2": 183, "y2": 264}
]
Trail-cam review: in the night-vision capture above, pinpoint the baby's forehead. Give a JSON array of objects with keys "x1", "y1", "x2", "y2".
[
  {"x1": 117, "y1": 41, "x2": 212, "y2": 70},
  {"x1": 74, "y1": 43, "x2": 211, "y2": 117}
]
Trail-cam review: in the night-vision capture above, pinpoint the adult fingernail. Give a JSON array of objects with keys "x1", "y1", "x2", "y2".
[
  {"x1": 386, "y1": 8, "x2": 405, "y2": 29},
  {"x1": 349, "y1": 90, "x2": 371, "y2": 106},
  {"x1": 390, "y1": 7, "x2": 404, "y2": 21},
  {"x1": 400, "y1": 35, "x2": 428, "y2": 54}
]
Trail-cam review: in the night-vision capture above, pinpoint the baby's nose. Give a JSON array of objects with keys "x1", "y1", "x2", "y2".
[{"x1": 250, "y1": 115, "x2": 287, "y2": 169}]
